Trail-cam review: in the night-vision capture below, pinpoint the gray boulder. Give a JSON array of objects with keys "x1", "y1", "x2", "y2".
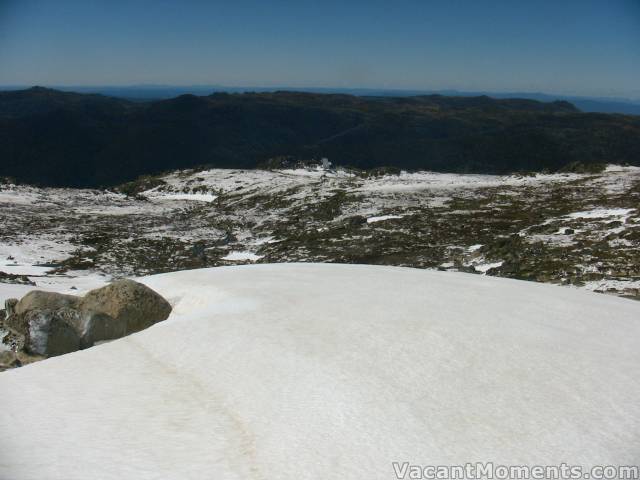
[
  {"x1": 6, "y1": 291, "x2": 79, "y2": 336},
  {"x1": 15, "y1": 291, "x2": 80, "y2": 316},
  {"x1": 23, "y1": 308, "x2": 81, "y2": 356},
  {"x1": 1, "y1": 280, "x2": 171, "y2": 361},
  {"x1": 63, "y1": 309, "x2": 127, "y2": 348},
  {"x1": 80, "y1": 279, "x2": 172, "y2": 334}
]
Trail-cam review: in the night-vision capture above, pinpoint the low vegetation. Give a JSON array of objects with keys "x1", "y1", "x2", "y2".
[
  {"x1": 0, "y1": 165, "x2": 638, "y2": 300},
  {"x1": 1, "y1": 87, "x2": 639, "y2": 187}
]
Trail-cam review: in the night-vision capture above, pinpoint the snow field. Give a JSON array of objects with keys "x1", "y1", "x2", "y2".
[{"x1": 0, "y1": 263, "x2": 638, "y2": 479}]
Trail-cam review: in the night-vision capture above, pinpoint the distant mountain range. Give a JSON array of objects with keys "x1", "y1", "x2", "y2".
[
  {"x1": 3, "y1": 85, "x2": 640, "y2": 115},
  {"x1": 0, "y1": 87, "x2": 639, "y2": 188}
]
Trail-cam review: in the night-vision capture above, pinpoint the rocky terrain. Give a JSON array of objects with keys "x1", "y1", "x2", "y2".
[{"x1": 0, "y1": 164, "x2": 639, "y2": 302}]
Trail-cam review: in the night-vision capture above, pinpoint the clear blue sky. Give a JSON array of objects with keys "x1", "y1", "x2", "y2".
[{"x1": 1, "y1": 0, "x2": 638, "y2": 98}]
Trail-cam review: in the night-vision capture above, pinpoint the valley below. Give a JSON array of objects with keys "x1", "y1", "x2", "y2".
[{"x1": 1, "y1": 164, "x2": 639, "y2": 301}]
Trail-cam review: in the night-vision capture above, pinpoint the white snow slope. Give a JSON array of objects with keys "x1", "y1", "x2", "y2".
[{"x1": 0, "y1": 264, "x2": 639, "y2": 479}]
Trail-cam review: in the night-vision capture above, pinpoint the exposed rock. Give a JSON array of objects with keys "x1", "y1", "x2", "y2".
[
  {"x1": 23, "y1": 309, "x2": 81, "y2": 356},
  {"x1": 345, "y1": 215, "x2": 367, "y2": 227},
  {"x1": 1, "y1": 280, "x2": 171, "y2": 366},
  {"x1": 0, "y1": 271, "x2": 35, "y2": 286},
  {"x1": 80, "y1": 279, "x2": 172, "y2": 334},
  {"x1": 0, "y1": 345, "x2": 47, "y2": 371},
  {"x1": 5, "y1": 298, "x2": 17, "y2": 317},
  {"x1": 6, "y1": 293, "x2": 74, "y2": 336},
  {"x1": 457, "y1": 265, "x2": 478, "y2": 274},
  {"x1": 212, "y1": 231, "x2": 237, "y2": 246},
  {"x1": 16, "y1": 350, "x2": 45, "y2": 366},
  {"x1": 0, "y1": 349, "x2": 47, "y2": 371},
  {"x1": 15, "y1": 291, "x2": 80, "y2": 316},
  {"x1": 63, "y1": 309, "x2": 126, "y2": 348},
  {"x1": 1, "y1": 299, "x2": 24, "y2": 353},
  {"x1": 0, "y1": 351, "x2": 21, "y2": 371},
  {"x1": 1, "y1": 326, "x2": 25, "y2": 353}
]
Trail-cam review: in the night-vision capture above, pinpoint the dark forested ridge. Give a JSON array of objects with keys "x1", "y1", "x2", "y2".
[{"x1": 1, "y1": 86, "x2": 639, "y2": 187}]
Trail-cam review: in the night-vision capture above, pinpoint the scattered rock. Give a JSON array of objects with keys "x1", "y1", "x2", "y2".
[
  {"x1": 0, "y1": 271, "x2": 35, "y2": 286},
  {"x1": 345, "y1": 215, "x2": 367, "y2": 227},
  {"x1": 191, "y1": 243, "x2": 207, "y2": 261},
  {"x1": 213, "y1": 231, "x2": 237, "y2": 246},
  {"x1": 455, "y1": 264, "x2": 478, "y2": 274}
]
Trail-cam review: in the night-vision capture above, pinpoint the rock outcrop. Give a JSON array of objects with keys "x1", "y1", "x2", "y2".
[
  {"x1": 0, "y1": 280, "x2": 172, "y2": 362},
  {"x1": 80, "y1": 279, "x2": 172, "y2": 335}
]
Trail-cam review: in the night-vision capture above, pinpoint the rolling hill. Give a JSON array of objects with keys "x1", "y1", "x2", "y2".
[{"x1": 1, "y1": 87, "x2": 639, "y2": 187}]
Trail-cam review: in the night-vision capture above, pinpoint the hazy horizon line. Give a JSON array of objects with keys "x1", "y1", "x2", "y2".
[{"x1": 1, "y1": 83, "x2": 640, "y2": 103}]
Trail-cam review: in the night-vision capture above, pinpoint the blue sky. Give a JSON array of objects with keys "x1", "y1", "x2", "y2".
[{"x1": 1, "y1": 0, "x2": 638, "y2": 98}]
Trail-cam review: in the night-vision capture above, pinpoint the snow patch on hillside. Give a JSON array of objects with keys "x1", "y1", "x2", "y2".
[
  {"x1": 144, "y1": 192, "x2": 218, "y2": 203},
  {"x1": 566, "y1": 208, "x2": 635, "y2": 219},
  {"x1": 367, "y1": 214, "x2": 404, "y2": 223},
  {"x1": 222, "y1": 251, "x2": 263, "y2": 262}
]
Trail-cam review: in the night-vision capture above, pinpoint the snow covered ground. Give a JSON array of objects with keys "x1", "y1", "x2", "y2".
[
  {"x1": 367, "y1": 214, "x2": 405, "y2": 223},
  {"x1": 0, "y1": 264, "x2": 639, "y2": 479},
  {"x1": 222, "y1": 251, "x2": 264, "y2": 262},
  {"x1": 143, "y1": 191, "x2": 218, "y2": 202},
  {"x1": 0, "y1": 165, "x2": 639, "y2": 299}
]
